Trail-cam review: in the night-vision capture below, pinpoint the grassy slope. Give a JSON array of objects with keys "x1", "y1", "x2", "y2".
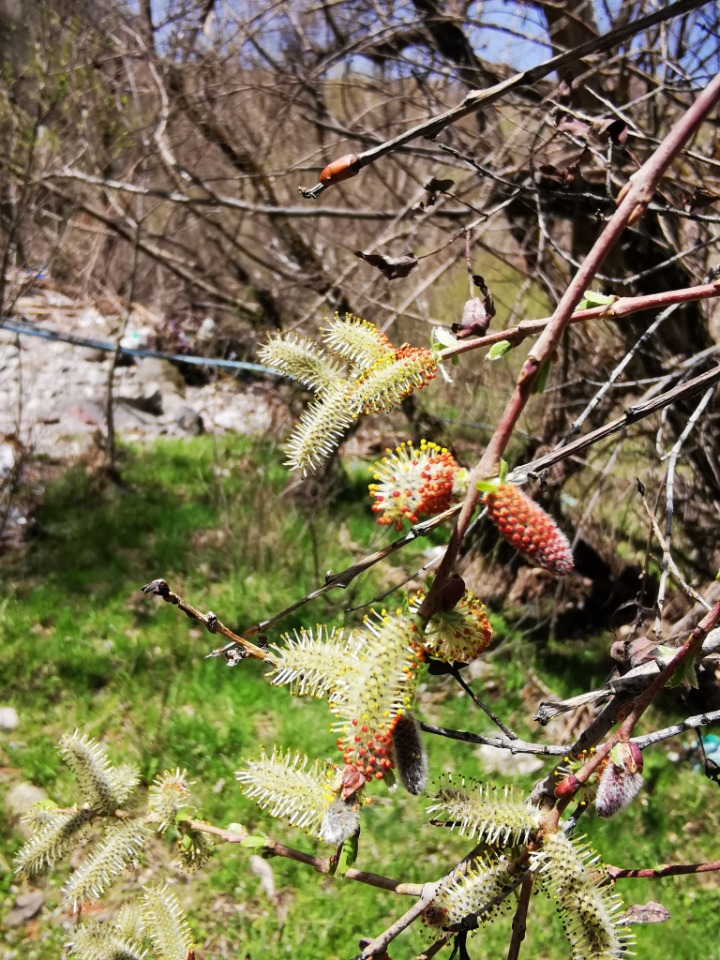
[{"x1": 1, "y1": 436, "x2": 718, "y2": 959}]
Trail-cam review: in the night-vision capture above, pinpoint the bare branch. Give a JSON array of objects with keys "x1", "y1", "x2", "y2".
[{"x1": 299, "y1": 0, "x2": 710, "y2": 198}]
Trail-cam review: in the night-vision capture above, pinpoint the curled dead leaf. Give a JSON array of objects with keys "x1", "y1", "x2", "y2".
[{"x1": 354, "y1": 250, "x2": 418, "y2": 280}]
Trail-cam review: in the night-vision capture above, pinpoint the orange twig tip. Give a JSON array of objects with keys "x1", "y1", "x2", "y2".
[{"x1": 320, "y1": 154, "x2": 360, "y2": 185}]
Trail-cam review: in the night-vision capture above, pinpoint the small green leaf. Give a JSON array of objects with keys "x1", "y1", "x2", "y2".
[
  {"x1": 577, "y1": 289, "x2": 615, "y2": 310},
  {"x1": 433, "y1": 326, "x2": 459, "y2": 348},
  {"x1": 382, "y1": 768, "x2": 397, "y2": 791},
  {"x1": 335, "y1": 833, "x2": 359, "y2": 876},
  {"x1": 715, "y1": 569, "x2": 720, "y2": 582},
  {"x1": 532, "y1": 359, "x2": 551, "y2": 394},
  {"x1": 667, "y1": 654, "x2": 699, "y2": 689},
  {"x1": 476, "y1": 479, "x2": 499, "y2": 494},
  {"x1": 241, "y1": 834, "x2": 269, "y2": 850},
  {"x1": 498, "y1": 459, "x2": 509, "y2": 484},
  {"x1": 485, "y1": 339, "x2": 513, "y2": 361}
]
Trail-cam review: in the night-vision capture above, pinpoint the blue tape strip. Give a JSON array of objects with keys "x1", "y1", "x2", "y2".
[{"x1": 0, "y1": 317, "x2": 282, "y2": 376}]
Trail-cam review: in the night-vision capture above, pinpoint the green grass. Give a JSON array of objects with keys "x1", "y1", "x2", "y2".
[{"x1": 1, "y1": 436, "x2": 718, "y2": 959}]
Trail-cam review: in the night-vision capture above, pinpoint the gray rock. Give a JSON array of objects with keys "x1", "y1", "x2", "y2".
[
  {"x1": 5, "y1": 891, "x2": 44, "y2": 927},
  {"x1": 214, "y1": 398, "x2": 273, "y2": 435},
  {"x1": 176, "y1": 406, "x2": 204, "y2": 435},
  {"x1": 0, "y1": 705, "x2": 19, "y2": 729},
  {"x1": 5, "y1": 782, "x2": 47, "y2": 819},
  {"x1": 133, "y1": 357, "x2": 186, "y2": 397},
  {"x1": 0, "y1": 441, "x2": 17, "y2": 479},
  {"x1": 473, "y1": 743, "x2": 544, "y2": 776}
]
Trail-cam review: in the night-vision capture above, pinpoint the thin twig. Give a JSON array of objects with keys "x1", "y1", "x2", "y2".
[
  {"x1": 184, "y1": 820, "x2": 423, "y2": 894},
  {"x1": 419, "y1": 722, "x2": 566, "y2": 755},
  {"x1": 507, "y1": 873, "x2": 535, "y2": 960},
  {"x1": 104, "y1": 224, "x2": 142, "y2": 475},
  {"x1": 140, "y1": 579, "x2": 273, "y2": 662},
  {"x1": 608, "y1": 859, "x2": 720, "y2": 880},
  {"x1": 509, "y1": 362, "x2": 720, "y2": 485},
  {"x1": 554, "y1": 304, "x2": 680, "y2": 451},
  {"x1": 633, "y1": 709, "x2": 720, "y2": 749},
  {"x1": 421, "y1": 71, "x2": 720, "y2": 620},
  {"x1": 298, "y1": 0, "x2": 708, "y2": 198},
  {"x1": 637, "y1": 482, "x2": 712, "y2": 613},
  {"x1": 437, "y1": 282, "x2": 720, "y2": 363},
  {"x1": 652, "y1": 387, "x2": 716, "y2": 632},
  {"x1": 354, "y1": 884, "x2": 441, "y2": 960},
  {"x1": 449, "y1": 667, "x2": 518, "y2": 740},
  {"x1": 203, "y1": 505, "x2": 461, "y2": 658}
]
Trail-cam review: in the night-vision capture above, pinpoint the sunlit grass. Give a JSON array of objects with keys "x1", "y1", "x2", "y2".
[{"x1": 1, "y1": 436, "x2": 717, "y2": 959}]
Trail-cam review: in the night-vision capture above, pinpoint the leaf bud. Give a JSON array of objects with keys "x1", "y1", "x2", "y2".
[
  {"x1": 554, "y1": 774, "x2": 580, "y2": 799},
  {"x1": 596, "y1": 742, "x2": 644, "y2": 818},
  {"x1": 319, "y1": 154, "x2": 359, "y2": 185}
]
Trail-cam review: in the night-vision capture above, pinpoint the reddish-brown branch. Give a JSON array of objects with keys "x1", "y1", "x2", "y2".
[
  {"x1": 299, "y1": 0, "x2": 708, "y2": 198},
  {"x1": 438, "y1": 282, "x2": 720, "y2": 362},
  {"x1": 544, "y1": 600, "x2": 720, "y2": 829},
  {"x1": 185, "y1": 820, "x2": 423, "y2": 895},
  {"x1": 507, "y1": 873, "x2": 534, "y2": 960},
  {"x1": 608, "y1": 860, "x2": 720, "y2": 880},
  {"x1": 140, "y1": 579, "x2": 273, "y2": 662},
  {"x1": 419, "y1": 70, "x2": 720, "y2": 621}
]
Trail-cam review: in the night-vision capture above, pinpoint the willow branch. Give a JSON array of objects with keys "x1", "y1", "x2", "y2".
[
  {"x1": 422, "y1": 706, "x2": 720, "y2": 757},
  {"x1": 420, "y1": 70, "x2": 720, "y2": 620},
  {"x1": 509, "y1": 361, "x2": 720, "y2": 484},
  {"x1": 203, "y1": 505, "x2": 460, "y2": 659},
  {"x1": 608, "y1": 859, "x2": 720, "y2": 881},
  {"x1": 185, "y1": 820, "x2": 423, "y2": 895},
  {"x1": 144, "y1": 357, "x2": 719, "y2": 656},
  {"x1": 652, "y1": 388, "x2": 716, "y2": 630},
  {"x1": 437, "y1": 282, "x2": 720, "y2": 363},
  {"x1": 354, "y1": 886, "x2": 440, "y2": 960},
  {"x1": 507, "y1": 873, "x2": 535, "y2": 960},
  {"x1": 140, "y1": 578, "x2": 273, "y2": 662},
  {"x1": 299, "y1": 0, "x2": 708, "y2": 198},
  {"x1": 633, "y1": 708, "x2": 720, "y2": 749},
  {"x1": 637, "y1": 482, "x2": 712, "y2": 612},
  {"x1": 420, "y1": 721, "x2": 566, "y2": 755},
  {"x1": 42, "y1": 166, "x2": 461, "y2": 220},
  {"x1": 545, "y1": 601, "x2": 720, "y2": 829}
]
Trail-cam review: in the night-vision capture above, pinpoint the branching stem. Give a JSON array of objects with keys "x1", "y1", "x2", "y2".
[{"x1": 420, "y1": 70, "x2": 720, "y2": 621}]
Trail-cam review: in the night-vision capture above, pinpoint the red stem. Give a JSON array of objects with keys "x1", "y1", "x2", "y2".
[
  {"x1": 439, "y1": 282, "x2": 720, "y2": 361},
  {"x1": 419, "y1": 71, "x2": 720, "y2": 619},
  {"x1": 546, "y1": 600, "x2": 720, "y2": 827},
  {"x1": 608, "y1": 859, "x2": 720, "y2": 880}
]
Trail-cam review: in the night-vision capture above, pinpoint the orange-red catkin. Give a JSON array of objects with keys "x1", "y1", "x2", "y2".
[{"x1": 484, "y1": 484, "x2": 574, "y2": 575}]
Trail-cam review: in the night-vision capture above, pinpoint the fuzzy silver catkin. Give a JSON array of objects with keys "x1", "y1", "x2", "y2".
[
  {"x1": 236, "y1": 750, "x2": 335, "y2": 838},
  {"x1": 258, "y1": 332, "x2": 346, "y2": 392},
  {"x1": 68, "y1": 921, "x2": 146, "y2": 960},
  {"x1": 15, "y1": 807, "x2": 94, "y2": 877},
  {"x1": 62, "y1": 820, "x2": 148, "y2": 909},
  {"x1": 267, "y1": 625, "x2": 352, "y2": 698},
  {"x1": 319, "y1": 799, "x2": 360, "y2": 844},
  {"x1": 59, "y1": 730, "x2": 139, "y2": 812},
  {"x1": 532, "y1": 833, "x2": 633, "y2": 960},
  {"x1": 426, "y1": 852, "x2": 518, "y2": 928},
  {"x1": 427, "y1": 776, "x2": 540, "y2": 846},
  {"x1": 142, "y1": 884, "x2": 194, "y2": 960},
  {"x1": 322, "y1": 314, "x2": 393, "y2": 369}
]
